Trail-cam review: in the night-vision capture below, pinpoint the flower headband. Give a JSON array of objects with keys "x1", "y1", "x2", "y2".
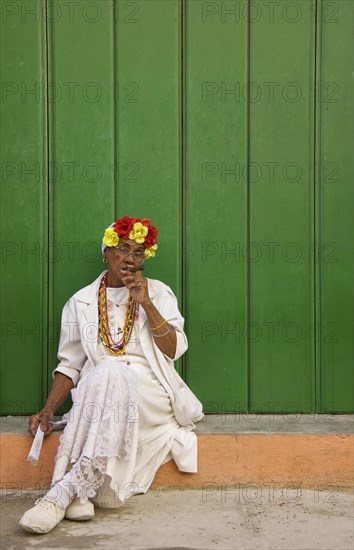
[{"x1": 102, "y1": 215, "x2": 158, "y2": 259}]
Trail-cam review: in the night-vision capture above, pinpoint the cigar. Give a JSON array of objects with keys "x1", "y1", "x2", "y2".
[{"x1": 126, "y1": 265, "x2": 144, "y2": 272}]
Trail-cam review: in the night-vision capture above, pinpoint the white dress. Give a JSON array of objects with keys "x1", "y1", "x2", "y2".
[{"x1": 52, "y1": 285, "x2": 180, "y2": 508}]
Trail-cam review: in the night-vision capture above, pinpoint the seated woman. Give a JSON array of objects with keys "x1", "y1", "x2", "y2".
[{"x1": 20, "y1": 215, "x2": 203, "y2": 534}]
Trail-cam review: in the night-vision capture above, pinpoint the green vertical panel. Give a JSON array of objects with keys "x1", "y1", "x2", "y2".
[
  {"x1": 185, "y1": 0, "x2": 248, "y2": 411},
  {"x1": 317, "y1": 0, "x2": 354, "y2": 412},
  {"x1": 250, "y1": 1, "x2": 315, "y2": 412},
  {"x1": 116, "y1": 0, "x2": 182, "y2": 372},
  {"x1": 0, "y1": 1, "x2": 47, "y2": 413},
  {"x1": 47, "y1": 0, "x2": 115, "y2": 393}
]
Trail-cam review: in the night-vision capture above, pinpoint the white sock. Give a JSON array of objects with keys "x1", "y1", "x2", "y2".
[
  {"x1": 47, "y1": 456, "x2": 104, "y2": 507},
  {"x1": 46, "y1": 475, "x2": 77, "y2": 510}
]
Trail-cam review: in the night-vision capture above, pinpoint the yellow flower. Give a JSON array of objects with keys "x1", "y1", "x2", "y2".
[
  {"x1": 129, "y1": 222, "x2": 148, "y2": 244},
  {"x1": 144, "y1": 244, "x2": 158, "y2": 259},
  {"x1": 102, "y1": 227, "x2": 119, "y2": 248}
]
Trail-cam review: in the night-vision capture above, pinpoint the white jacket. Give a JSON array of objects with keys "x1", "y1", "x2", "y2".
[{"x1": 53, "y1": 271, "x2": 204, "y2": 472}]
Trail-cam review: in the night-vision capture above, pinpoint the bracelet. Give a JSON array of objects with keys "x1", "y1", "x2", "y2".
[
  {"x1": 150, "y1": 319, "x2": 167, "y2": 331},
  {"x1": 152, "y1": 328, "x2": 172, "y2": 338}
]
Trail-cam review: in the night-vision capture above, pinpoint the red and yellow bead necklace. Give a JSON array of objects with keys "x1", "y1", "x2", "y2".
[{"x1": 98, "y1": 273, "x2": 138, "y2": 355}]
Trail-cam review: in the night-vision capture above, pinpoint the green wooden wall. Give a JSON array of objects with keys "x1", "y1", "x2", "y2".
[{"x1": 1, "y1": 0, "x2": 353, "y2": 414}]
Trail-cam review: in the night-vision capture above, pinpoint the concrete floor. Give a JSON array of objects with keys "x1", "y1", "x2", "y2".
[
  {"x1": 195, "y1": 413, "x2": 354, "y2": 434},
  {"x1": 2, "y1": 414, "x2": 354, "y2": 435},
  {"x1": 1, "y1": 488, "x2": 353, "y2": 550}
]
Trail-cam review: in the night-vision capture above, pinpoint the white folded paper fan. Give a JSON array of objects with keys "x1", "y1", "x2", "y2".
[{"x1": 27, "y1": 420, "x2": 67, "y2": 466}]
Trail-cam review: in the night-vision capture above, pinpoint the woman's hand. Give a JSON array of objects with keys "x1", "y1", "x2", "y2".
[
  {"x1": 28, "y1": 408, "x2": 54, "y2": 437},
  {"x1": 28, "y1": 372, "x2": 74, "y2": 437},
  {"x1": 120, "y1": 268, "x2": 151, "y2": 305}
]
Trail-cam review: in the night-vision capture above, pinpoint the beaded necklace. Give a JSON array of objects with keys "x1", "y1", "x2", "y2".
[{"x1": 98, "y1": 273, "x2": 138, "y2": 355}]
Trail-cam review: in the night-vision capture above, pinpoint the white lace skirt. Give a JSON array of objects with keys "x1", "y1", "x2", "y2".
[{"x1": 52, "y1": 357, "x2": 180, "y2": 507}]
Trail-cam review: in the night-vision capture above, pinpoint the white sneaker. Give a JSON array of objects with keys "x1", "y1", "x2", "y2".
[
  {"x1": 65, "y1": 497, "x2": 95, "y2": 521},
  {"x1": 19, "y1": 496, "x2": 66, "y2": 534}
]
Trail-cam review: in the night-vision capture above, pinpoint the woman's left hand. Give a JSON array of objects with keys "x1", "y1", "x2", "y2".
[{"x1": 120, "y1": 268, "x2": 150, "y2": 304}]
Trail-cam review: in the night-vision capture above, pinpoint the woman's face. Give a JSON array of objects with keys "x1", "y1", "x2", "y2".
[{"x1": 104, "y1": 237, "x2": 145, "y2": 282}]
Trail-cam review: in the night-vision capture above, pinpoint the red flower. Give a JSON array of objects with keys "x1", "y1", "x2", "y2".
[
  {"x1": 144, "y1": 224, "x2": 158, "y2": 247},
  {"x1": 112, "y1": 215, "x2": 158, "y2": 248},
  {"x1": 113, "y1": 216, "x2": 137, "y2": 238}
]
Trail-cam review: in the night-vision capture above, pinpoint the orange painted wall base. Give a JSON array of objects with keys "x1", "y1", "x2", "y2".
[{"x1": 1, "y1": 433, "x2": 353, "y2": 491}]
